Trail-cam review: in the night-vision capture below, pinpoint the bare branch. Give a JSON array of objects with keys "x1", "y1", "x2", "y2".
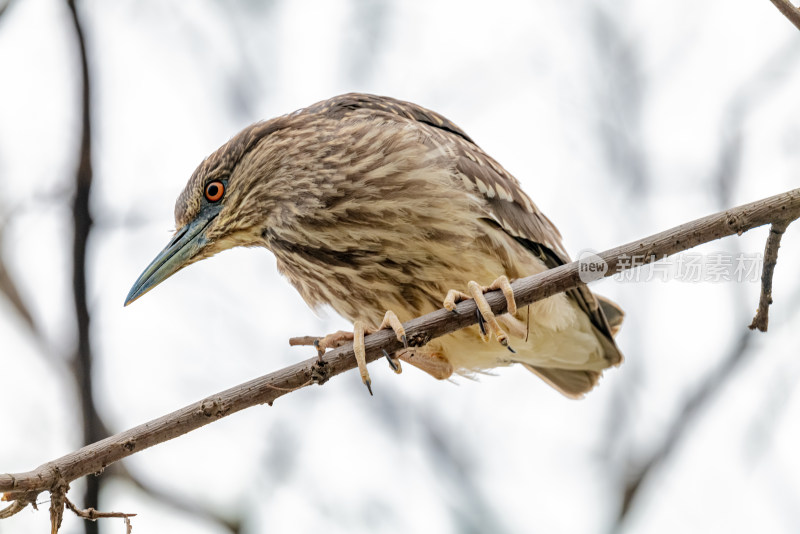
[
  {"x1": 769, "y1": 0, "x2": 800, "y2": 31},
  {"x1": 1, "y1": 187, "x2": 799, "y2": 514},
  {"x1": 749, "y1": 221, "x2": 789, "y2": 331}
]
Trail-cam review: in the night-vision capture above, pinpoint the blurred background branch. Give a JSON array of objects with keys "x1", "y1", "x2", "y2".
[
  {"x1": 0, "y1": 221, "x2": 36, "y2": 335},
  {"x1": 614, "y1": 328, "x2": 754, "y2": 531},
  {"x1": 0, "y1": 0, "x2": 12, "y2": 21},
  {"x1": 608, "y1": 30, "x2": 800, "y2": 529},
  {"x1": 2, "y1": 1, "x2": 800, "y2": 533},
  {"x1": 64, "y1": 1, "x2": 105, "y2": 533},
  {"x1": 109, "y1": 464, "x2": 242, "y2": 534}
]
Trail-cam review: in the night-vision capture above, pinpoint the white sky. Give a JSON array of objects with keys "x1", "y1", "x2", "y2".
[{"x1": 1, "y1": 0, "x2": 800, "y2": 533}]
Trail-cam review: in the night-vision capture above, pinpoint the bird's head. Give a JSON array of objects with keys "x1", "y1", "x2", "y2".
[{"x1": 124, "y1": 119, "x2": 291, "y2": 306}]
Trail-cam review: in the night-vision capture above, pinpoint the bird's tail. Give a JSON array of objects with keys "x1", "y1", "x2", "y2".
[
  {"x1": 596, "y1": 294, "x2": 625, "y2": 336},
  {"x1": 522, "y1": 364, "x2": 601, "y2": 399},
  {"x1": 523, "y1": 292, "x2": 625, "y2": 399}
]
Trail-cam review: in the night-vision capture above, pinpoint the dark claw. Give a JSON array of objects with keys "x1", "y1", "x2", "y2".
[
  {"x1": 507, "y1": 345, "x2": 516, "y2": 354},
  {"x1": 401, "y1": 334, "x2": 408, "y2": 348},
  {"x1": 383, "y1": 349, "x2": 400, "y2": 372},
  {"x1": 365, "y1": 379, "x2": 373, "y2": 396},
  {"x1": 313, "y1": 338, "x2": 325, "y2": 361},
  {"x1": 476, "y1": 309, "x2": 487, "y2": 336}
]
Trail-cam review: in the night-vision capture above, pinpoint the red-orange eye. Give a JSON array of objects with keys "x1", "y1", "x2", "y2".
[{"x1": 205, "y1": 181, "x2": 225, "y2": 202}]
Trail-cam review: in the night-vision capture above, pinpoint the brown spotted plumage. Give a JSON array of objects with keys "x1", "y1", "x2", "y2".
[{"x1": 126, "y1": 93, "x2": 624, "y2": 397}]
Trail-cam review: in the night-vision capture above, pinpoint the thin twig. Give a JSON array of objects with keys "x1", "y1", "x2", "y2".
[
  {"x1": 749, "y1": 221, "x2": 789, "y2": 332},
  {"x1": 0, "y1": 187, "x2": 799, "y2": 509},
  {"x1": 64, "y1": 497, "x2": 137, "y2": 521},
  {"x1": 769, "y1": 0, "x2": 800, "y2": 31}
]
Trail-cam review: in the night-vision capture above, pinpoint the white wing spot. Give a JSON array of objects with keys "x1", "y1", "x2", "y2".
[
  {"x1": 494, "y1": 183, "x2": 512, "y2": 202},
  {"x1": 474, "y1": 177, "x2": 489, "y2": 195},
  {"x1": 523, "y1": 197, "x2": 535, "y2": 212}
]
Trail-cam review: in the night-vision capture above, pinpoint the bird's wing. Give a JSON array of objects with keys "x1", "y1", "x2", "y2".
[
  {"x1": 306, "y1": 92, "x2": 477, "y2": 144},
  {"x1": 310, "y1": 93, "x2": 572, "y2": 261},
  {"x1": 314, "y1": 94, "x2": 623, "y2": 375},
  {"x1": 447, "y1": 129, "x2": 624, "y2": 376}
]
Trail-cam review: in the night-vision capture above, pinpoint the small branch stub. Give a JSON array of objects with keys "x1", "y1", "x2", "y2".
[
  {"x1": 65, "y1": 497, "x2": 136, "y2": 532},
  {"x1": 49, "y1": 478, "x2": 68, "y2": 534},
  {"x1": 749, "y1": 220, "x2": 790, "y2": 332}
]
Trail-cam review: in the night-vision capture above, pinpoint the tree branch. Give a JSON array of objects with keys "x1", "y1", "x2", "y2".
[
  {"x1": 1, "y1": 188, "x2": 799, "y2": 521},
  {"x1": 769, "y1": 0, "x2": 800, "y2": 31},
  {"x1": 64, "y1": 497, "x2": 135, "y2": 526},
  {"x1": 749, "y1": 221, "x2": 789, "y2": 331}
]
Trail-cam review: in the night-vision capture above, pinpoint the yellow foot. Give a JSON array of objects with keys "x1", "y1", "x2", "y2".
[
  {"x1": 291, "y1": 311, "x2": 407, "y2": 395},
  {"x1": 311, "y1": 330, "x2": 356, "y2": 358},
  {"x1": 443, "y1": 275, "x2": 517, "y2": 351},
  {"x1": 352, "y1": 311, "x2": 407, "y2": 394}
]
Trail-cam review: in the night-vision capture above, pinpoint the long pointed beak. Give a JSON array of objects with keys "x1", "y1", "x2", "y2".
[{"x1": 125, "y1": 206, "x2": 221, "y2": 306}]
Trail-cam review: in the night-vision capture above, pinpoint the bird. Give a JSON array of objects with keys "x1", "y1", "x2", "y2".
[{"x1": 125, "y1": 93, "x2": 624, "y2": 398}]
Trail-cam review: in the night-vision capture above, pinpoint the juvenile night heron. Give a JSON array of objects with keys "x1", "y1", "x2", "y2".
[{"x1": 126, "y1": 93, "x2": 624, "y2": 397}]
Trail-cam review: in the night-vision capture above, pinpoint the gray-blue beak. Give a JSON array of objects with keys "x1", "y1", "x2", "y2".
[{"x1": 124, "y1": 206, "x2": 221, "y2": 306}]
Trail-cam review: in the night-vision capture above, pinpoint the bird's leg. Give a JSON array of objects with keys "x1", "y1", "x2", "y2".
[
  {"x1": 295, "y1": 324, "x2": 373, "y2": 392},
  {"x1": 443, "y1": 275, "x2": 517, "y2": 351},
  {"x1": 351, "y1": 311, "x2": 408, "y2": 394},
  {"x1": 376, "y1": 310, "x2": 408, "y2": 348},
  {"x1": 290, "y1": 312, "x2": 407, "y2": 394}
]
